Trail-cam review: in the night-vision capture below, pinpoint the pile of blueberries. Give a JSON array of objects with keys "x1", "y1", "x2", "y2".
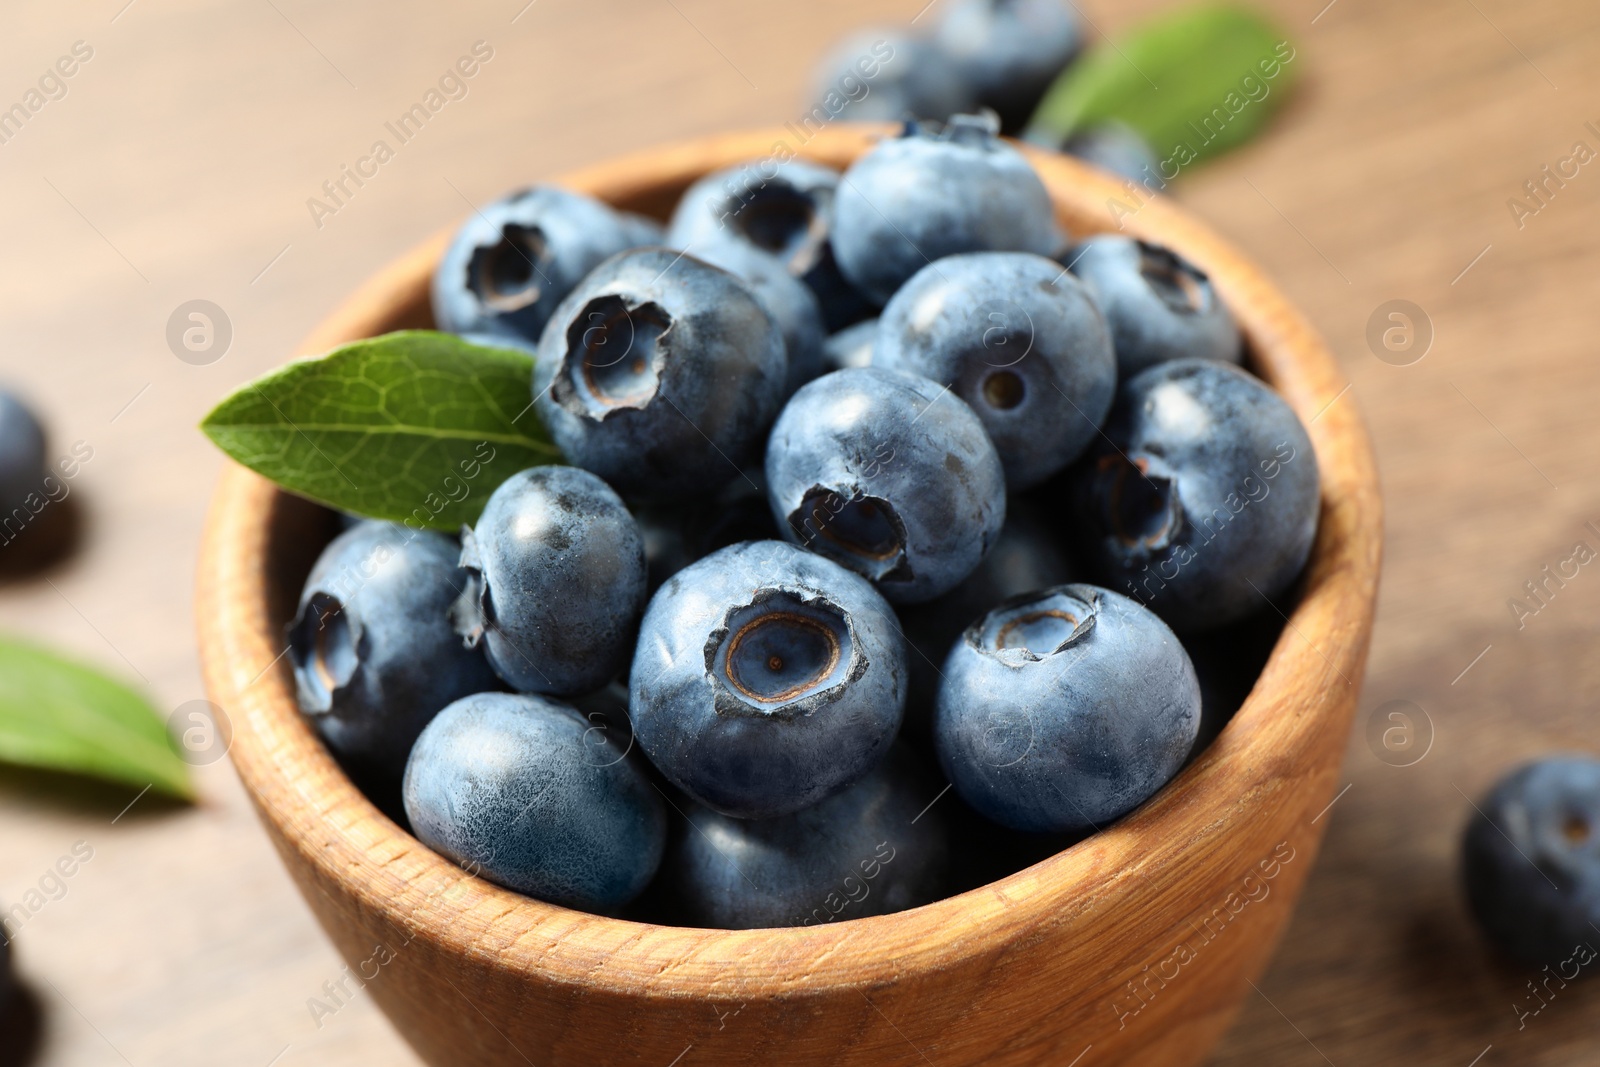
[
  {"x1": 289, "y1": 111, "x2": 1324, "y2": 929},
  {"x1": 811, "y1": 0, "x2": 1157, "y2": 181},
  {"x1": 811, "y1": 0, "x2": 1082, "y2": 133}
]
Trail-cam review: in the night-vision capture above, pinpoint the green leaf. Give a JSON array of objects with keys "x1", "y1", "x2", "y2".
[
  {"x1": 201, "y1": 331, "x2": 561, "y2": 530},
  {"x1": 1025, "y1": 4, "x2": 1301, "y2": 169},
  {"x1": 0, "y1": 637, "x2": 193, "y2": 800}
]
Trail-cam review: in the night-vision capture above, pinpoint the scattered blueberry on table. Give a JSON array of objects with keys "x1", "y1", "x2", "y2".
[
  {"x1": 262, "y1": 104, "x2": 1328, "y2": 927},
  {"x1": 1463, "y1": 756, "x2": 1600, "y2": 966},
  {"x1": 0, "y1": 388, "x2": 46, "y2": 518}
]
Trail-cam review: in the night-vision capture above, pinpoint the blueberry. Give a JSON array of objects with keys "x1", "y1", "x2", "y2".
[
  {"x1": 531, "y1": 248, "x2": 787, "y2": 499},
  {"x1": 661, "y1": 746, "x2": 950, "y2": 929},
  {"x1": 0, "y1": 388, "x2": 46, "y2": 517},
  {"x1": 809, "y1": 30, "x2": 974, "y2": 125},
  {"x1": 688, "y1": 240, "x2": 826, "y2": 396},
  {"x1": 1463, "y1": 755, "x2": 1600, "y2": 965},
  {"x1": 668, "y1": 160, "x2": 837, "y2": 282},
  {"x1": 629, "y1": 540, "x2": 907, "y2": 819},
  {"x1": 1061, "y1": 122, "x2": 1163, "y2": 186},
  {"x1": 1067, "y1": 236, "x2": 1242, "y2": 376},
  {"x1": 287, "y1": 521, "x2": 500, "y2": 783},
  {"x1": 667, "y1": 159, "x2": 872, "y2": 333},
  {"x1": 898, "y1": 497, "x2": 1076, "y2": 747},
  {"x1": 403, "y1": 692, "x2": 666, "y2": 911},
  {"x1": 934, "y1": 583, "x2": 1200, "y2": 833},
  {"x1": 1068, "y1": 360, "x2": 1319, "y2": 631},
  {"x1": 766, "y1": 367, "x2": 1006, "y2": 603},
  {"x1": 821, "y1": 317, "x2": 878, "y2": 373},
  {"x1": 874, "y1": 251, "x2": 1116, "y2": 489},
  {"x1": 431, "y1": 186, "x2": 659, "y2": 344},
  {"x1": 932, "y1": 0, "x2": 1082, "y2": 131},
  {"x1": 832, "y1": 113, "x2": 1062, "y2": 304},
  {"x1": 453, "y1": 466, "x2": 647, "y2": 696}
]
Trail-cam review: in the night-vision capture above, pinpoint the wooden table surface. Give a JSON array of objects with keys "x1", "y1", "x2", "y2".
[{"x1": 1, "y1": 0, "x2": 1597, "y2": 1063}]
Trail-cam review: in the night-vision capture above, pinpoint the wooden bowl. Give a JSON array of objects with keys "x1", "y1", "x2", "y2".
[{"x1": 197, "y1": 125, "x2": 1381, "y2": 1067}]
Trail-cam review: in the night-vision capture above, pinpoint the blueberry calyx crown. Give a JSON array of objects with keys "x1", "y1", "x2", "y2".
[
  {"x1": 788, "y1": 485, "x2": 912, "y2": 585},
  {"x1": 724, "y1": 179, "x2": 829, "y2": 275},
  {"x1": 1096, "y1": 453, "x2": 1182, "y2": 557},
  {"x1": 945, "y1": 337, "x2": 1034, "y2": 417},
  {"x1": 1512, "y1": 793, "x2": 1595, "y2": 880},
  {"x1": 553, "y1": 295, "x2": 672, "y2": 420},
  {"x1": 922, "y1": 109, "x2": 1002, "y2": 147},
  {"x1": 969, "y1": 586, "x2": 1098, "y2": 663},
  {"x1": 704, "y1": 589, "x2": 863, "y2": 717},
  {"x1": 467, "y1": 221, "x2": 548, "y2": 314},
  {"x1": 978, "y1": 367, "x2": 1027, "y2": 411},
  {"x1": 287, "y1": 592, "x2": 361, "y2": 715},
  {"x1": 1137, "y1": 241, "x2": 1212, "y2": 317},
  {"x1": 449, "y1": 528, "x2": 494, "y2": 649}
]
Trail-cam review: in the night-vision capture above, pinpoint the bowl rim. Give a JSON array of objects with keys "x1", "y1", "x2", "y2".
[{"x1": 197, "y1": 123, "x2": 1381, "y2": 999}]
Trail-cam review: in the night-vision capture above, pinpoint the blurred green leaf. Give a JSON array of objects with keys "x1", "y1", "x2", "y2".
[
  {"x1": 0, "y1": 637, "x2": 193, "y2": 800},
  {"x1": 201, "y1": 330, "x2": 559, "y2": 530},
  {"x1": 1026, "y1": 4, "x2": 1301, "y2": 169}
]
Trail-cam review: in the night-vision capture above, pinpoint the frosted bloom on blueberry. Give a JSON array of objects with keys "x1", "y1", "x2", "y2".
[
  {"x1": 766, "y1": 368, "x2": 1006, "y2": 604},
  {"x1": 404, "y1": 692, "x2": 666, "y2": 911},
  {"x1": 629, "y1": 541, "x2": 907, "y2": 819},
  {"x1": 935, "y1": 583, "x2": 1201, "y2": 833},
  {"x1": 432, "y1": 185, "x2": 660, "y2": 344},
  {"x1": 532, "y1": 248, "x2": 787, "y2": 499}
]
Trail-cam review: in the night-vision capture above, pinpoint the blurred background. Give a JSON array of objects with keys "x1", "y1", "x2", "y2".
[{"x1": 1, "y1": 0, "x2": 1598, "y2": 1063}]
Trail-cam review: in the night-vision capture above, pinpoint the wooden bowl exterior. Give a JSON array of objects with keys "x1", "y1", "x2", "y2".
[{"x1": 196, "y1": 125, "x2": 1381, "y2": 1067}]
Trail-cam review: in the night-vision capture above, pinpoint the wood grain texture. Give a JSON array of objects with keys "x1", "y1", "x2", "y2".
[{"x1": 195, "y1": 123, "x2": 1381, "y2": 1067}]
